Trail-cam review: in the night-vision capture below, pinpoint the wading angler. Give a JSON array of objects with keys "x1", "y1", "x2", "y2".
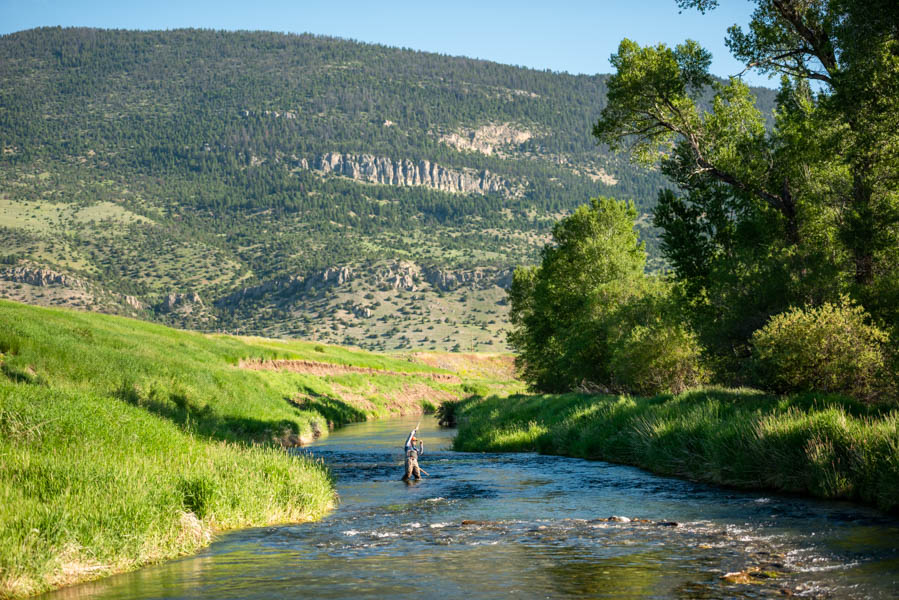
[{"x1": 402, "y1": 426, "x2": 424, "y2": 481}]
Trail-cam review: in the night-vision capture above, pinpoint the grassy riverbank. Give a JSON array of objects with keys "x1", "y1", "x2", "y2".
[
  {"x1": 0, "y1": 381, "x2": 334, "y2": 598},
  {"x1": 452, "y1": 390, "x2": 899, "y2": 512},
  {"x1": 0, "y1": 300, "x2": 507, "y2": 598}
]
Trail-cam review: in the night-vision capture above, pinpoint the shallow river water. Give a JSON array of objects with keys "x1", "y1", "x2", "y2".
[{"x1": 45, "y1": 416, "x2": 898, "y2": 599}]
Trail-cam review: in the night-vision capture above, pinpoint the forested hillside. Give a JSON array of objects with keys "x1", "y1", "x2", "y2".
[{"x1": 0, "y1": 28, "x2": 776, "y2": 348}]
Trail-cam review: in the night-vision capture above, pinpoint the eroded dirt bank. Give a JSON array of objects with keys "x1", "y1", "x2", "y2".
[{"x1": 239, "y1": 358, "x2": 461, "y2": 382}]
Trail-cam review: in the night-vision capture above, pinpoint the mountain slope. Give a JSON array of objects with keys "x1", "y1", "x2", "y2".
[{"x1": 0, "y1": 28, "x2": 777, "y2": 348}]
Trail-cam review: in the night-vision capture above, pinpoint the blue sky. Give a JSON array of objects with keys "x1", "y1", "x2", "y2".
[{"x1": 1, "y1": 0, "x2": 770, "y2": 86}]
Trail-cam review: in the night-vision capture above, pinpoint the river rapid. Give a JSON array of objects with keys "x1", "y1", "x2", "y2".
[{"x1": 43, "y1": 416, "x2": 898, "y2": 599}]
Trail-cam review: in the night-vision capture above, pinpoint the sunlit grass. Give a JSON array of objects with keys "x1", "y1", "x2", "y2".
[
  {"x1": 0, "y1": 298, "x2": 517, "y2": 597},
  {"x1": 0, "y1": 380, "x2": 334, "y2": 599},
  {"x1": 0, "y1": 300, "x2": 438, "y2": 598},
  {"x1": 238, "y1": 335, "x2": 445, "y2": 373}
]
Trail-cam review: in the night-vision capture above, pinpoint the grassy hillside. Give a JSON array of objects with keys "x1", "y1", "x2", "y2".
[
  {"x1": 452, "y1": 390, "x2": 899, "y2": 513},
  {"x1": 0, "y1": 28, "x2": 777, "y2": 347},
  {"x1": 0, "y1": 299, "x2": 517, "y2": 598}
]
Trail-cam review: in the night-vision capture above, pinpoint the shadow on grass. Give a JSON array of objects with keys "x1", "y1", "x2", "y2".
[
  {"x1": 115, "y1": 381, "x2": 306, "y2": 445},
  {"x1": 290, "y1": 387, "x2": 368, "y2": 427},
  {"x1": 1, "y1": 362, "x2": 42, "y2": 385}
]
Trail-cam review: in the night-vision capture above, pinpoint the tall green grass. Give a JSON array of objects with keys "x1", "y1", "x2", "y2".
[
  {"x1": 0, "y1": 300, "x2": 459, "y2": 598},
  {"x1": 0, "y1": 381, "x2": 334, "y2": 598},
  {"x1": 453, "y1": 388, "x2": 899, "y2": 512}
]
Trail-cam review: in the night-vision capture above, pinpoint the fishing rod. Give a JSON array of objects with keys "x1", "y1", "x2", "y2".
[{"x1": 415, "y1": 419, "x2": 428, "y2": 476}]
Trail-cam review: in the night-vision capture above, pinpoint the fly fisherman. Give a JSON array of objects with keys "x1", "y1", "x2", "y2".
[{"x1": 402, "y1": 427, "x2": 424, "y2": 481}]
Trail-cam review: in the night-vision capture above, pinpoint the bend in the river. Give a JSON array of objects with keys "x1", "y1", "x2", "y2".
[{"x1": 41, "y1": 416, "x2": 899, "y2": 599}]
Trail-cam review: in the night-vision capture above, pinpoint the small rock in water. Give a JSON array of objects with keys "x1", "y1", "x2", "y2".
[
  {"x1": 461, "y1": 520, "x2": 487, "y2": 526},
  {"x1": 721, "y1": 571, "x2": 755, "y2": 584},
  {"x1": 720, "y1": 567, "x2": 780, "y2": 585},
  {"x1": 656, "y1": 521, "x2": 680, "y2": 527}
]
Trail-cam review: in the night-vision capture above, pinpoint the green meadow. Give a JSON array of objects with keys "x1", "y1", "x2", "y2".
[{"x1": 0, "y1": 299, "x2": 473, "y2": 598}]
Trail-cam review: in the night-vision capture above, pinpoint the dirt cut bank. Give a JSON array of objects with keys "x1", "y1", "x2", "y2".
[{"x1": 239, "y1": 358, "x2": 461, "y2": 382}]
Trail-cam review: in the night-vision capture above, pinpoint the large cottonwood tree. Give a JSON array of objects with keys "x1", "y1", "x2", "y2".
[
  {"x1": 594, "y1": 0, "x2": 899, "y2": 365},
  {"x1": 507, "y1": 197, "x2": 647, "y2": 391}
]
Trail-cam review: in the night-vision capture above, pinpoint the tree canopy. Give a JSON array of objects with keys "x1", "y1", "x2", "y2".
[
  {"x1": 594, "y1": 0, "x2": 899, "y2": 371},
  {"x1": 508, "y1": 197, "x2": 646, "y2": 391},
  {"x1": 511, "y1": 1, "x2": 899, "y2": 398}
]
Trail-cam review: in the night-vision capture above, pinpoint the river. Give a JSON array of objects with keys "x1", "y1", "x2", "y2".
[{"x1": 43, "y1": 416, "x2": 899, "y2": 599}]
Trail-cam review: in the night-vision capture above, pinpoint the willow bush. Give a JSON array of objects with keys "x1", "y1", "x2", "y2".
[{"x1": 750, "y1": 298, "x2": 891, "y2": 400}]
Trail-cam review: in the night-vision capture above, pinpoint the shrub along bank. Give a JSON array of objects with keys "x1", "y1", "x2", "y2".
[
  {"x1": 452, "y1": 390, "x2": 899, "y2": 513},
  {"x1": 0, "y1": 299, "x2": 461, "y2": 598}
]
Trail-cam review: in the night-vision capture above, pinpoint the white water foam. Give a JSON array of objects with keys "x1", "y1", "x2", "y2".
[{"x1": 469, "y1": 540, "x2": 501, "y2": 546}]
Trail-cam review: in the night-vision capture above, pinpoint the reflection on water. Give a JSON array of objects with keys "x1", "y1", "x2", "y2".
[{"x1": 42, "y1": 416, "x2": 899, "y2": 599}]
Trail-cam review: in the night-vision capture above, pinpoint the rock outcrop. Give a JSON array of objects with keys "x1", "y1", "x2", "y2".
[
  {"x1": 351, "y1": 304, "x2": 373, "y2": 319},
  {"x1": 299, "y1": 153, "x2": 518, "y2": 197},
  {"x1": 158, "y1": 292, "x2": 203, "y2": 313},
  {"x1": 0, "y1": 265, "x2": 148, "y2": 312},
  {"x1": 1, "y1": 267, "x2": 86, "y2": 289},
  {"x1": 216, "y1": 275, "x2": 305, "y2": 305},
  {"x1": 367, "y1": 261, "x2": 513, "y2": 292},
  {"x1": 216, "y1": 261, "x2": 512, "y2": 311},
  {"x1": 423, "y1": 265, "x2": 514, "y2": 291},
  {"x1": 216, "y1": 266, "x2": 354, "y2": 307},
  {"x1": 154, "y1": 291, "x2": 215, "y2": 322},
  {"x1": 439, "y1": 122, "x2": 533, "y2": 156},
  {"x1": 374, "y1": 261, "x2": 420, "y2": 291},
  {"x1": 122, "y1": 295, "x2": 144, "y2": 311},
  {"x1": 315, "y1": 266, "x2": 353, "y2": 287}
]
